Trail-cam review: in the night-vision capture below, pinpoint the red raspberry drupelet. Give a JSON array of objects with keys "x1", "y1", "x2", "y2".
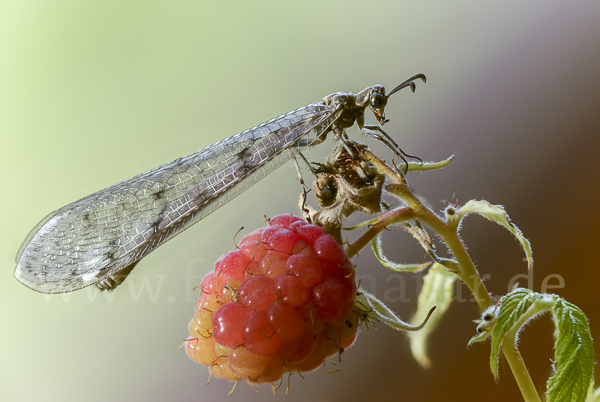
[{"x1": 186, "y1": 215, "x2": 359, "y2": 385}]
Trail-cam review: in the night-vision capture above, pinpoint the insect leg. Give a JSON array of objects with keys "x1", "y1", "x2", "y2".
[
  {"x1": 292, "y1": 154, "x2": 313, "y2": 216},
  {"x1": 292, "y1": 154, "x2": 312, "y2": 190},
  {"x1": 361, "y1": 125, "x2": 423, "y2": 173}
]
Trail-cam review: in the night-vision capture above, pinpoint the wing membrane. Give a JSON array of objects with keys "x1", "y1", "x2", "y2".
[{"x1": 15, "y1": 102, "x2": 338, "y2": 293}]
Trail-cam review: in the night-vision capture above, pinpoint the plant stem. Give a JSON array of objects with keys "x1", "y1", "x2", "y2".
[
  {"x1": 346, "y1": 207, "x2": 415, "y2": 259},
  {"x1": 502, "y1": 338, "x2": 542, "y2": 402},
  {"x1": 360, "y1": 149, "x2": 540, "y2": 401},
  {"x1": 363, "y1": 149, "x2": 493, "y2": 309}
]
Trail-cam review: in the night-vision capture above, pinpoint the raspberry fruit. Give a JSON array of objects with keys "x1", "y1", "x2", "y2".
[{"x1": 186, "y1": 215, "x2": 359, "y2": 386}]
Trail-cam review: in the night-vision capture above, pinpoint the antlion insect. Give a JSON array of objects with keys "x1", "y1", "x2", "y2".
[{"x1": 15, "y1": 74, "x2": 426, "y2": 294}]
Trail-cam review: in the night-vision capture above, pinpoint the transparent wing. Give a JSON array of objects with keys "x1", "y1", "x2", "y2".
[{"x1": 15, "y1": 102, "x2": 339, "y2": 293}]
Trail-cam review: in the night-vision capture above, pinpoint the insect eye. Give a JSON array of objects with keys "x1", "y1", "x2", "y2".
[{"x1": 370, "y1": 93, "x2": 385, "y2": 108}]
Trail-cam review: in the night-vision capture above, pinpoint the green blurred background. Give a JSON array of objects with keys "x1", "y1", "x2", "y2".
[{"x1": 2, "y1": 1, "x2": 599, "y2": 401}]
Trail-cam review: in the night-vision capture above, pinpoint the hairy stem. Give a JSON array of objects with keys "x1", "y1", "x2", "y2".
[
  {"x1": 360, "y1": 149, "x2": 540, "y2": 401},
  {"x1": 502, "y1": 335, "x2": 542, "y2": 402},
  {"x1": 346, "y1": 207, "x2": 415, "y2": 259},
  {"x1": 363, "y1": 149, "x2": 493, "y2": 307}
]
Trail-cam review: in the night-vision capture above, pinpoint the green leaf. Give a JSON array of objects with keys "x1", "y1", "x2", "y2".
[
  {"x1": 406, "y1": 154, "x2": 455, "y2": 172},
  {"x1": 488, "y1": 289, "x2": 595, "y2": 402},
  {"x1": 547, "y1": 299, "x2": 594, "y2": 402},
  {"x1": 356, "y1": 289, "x2": 435, "y2": 332},
  {"x1": 456, "y1": 200, "x2": 533, "y2": 270},
  {"x1": 371, "y1": 235, "x2": 432, "y2": 273},
  {"x1": 490, "y1": 289, "x2": 550, "y2": 380},
  {"x1": 408, "y1": 263, "x2": 456, "y2": 368}
]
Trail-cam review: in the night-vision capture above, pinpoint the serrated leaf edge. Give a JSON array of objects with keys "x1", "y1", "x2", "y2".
[
  {"x1": 456, "y1": 200, "x2": 533, "y2": 270},
  {"x1": 488, "y1": 289, "x2": 595, "y2": 402},
  {"x1": 490, "y1": 289, "x2": 552, "y2": 380}
]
